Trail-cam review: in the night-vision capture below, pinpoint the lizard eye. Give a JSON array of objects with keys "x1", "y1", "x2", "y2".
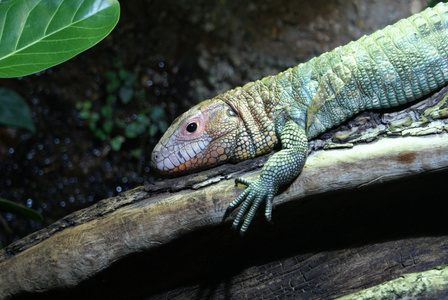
[
  {"x1": 227, "y1": 108, "x2": 237, "y2": 117},
  {"x1": 186, "y1": 122, "x2": 197, "y2": 133}
]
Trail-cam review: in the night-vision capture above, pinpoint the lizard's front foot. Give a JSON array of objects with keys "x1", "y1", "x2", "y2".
[
  {"x1": 223, "y1": 120, "x2": 308, "y2": 235},
  {"x1": 222, "y1": 177, "x2": 277, "y2": 235}
]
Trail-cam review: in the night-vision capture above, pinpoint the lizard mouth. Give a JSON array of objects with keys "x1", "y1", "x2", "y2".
[{"x1": 151, "y1": 138, "x2": 211, "y2": 173}]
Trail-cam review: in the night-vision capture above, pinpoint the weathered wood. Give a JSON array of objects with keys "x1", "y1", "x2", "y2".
[
  {"x1": 0, "y1": 88, "x2": 448, "y2": 299},
  {"x1": 339, "y1": 266, "x2": 448, "y2": 299}
]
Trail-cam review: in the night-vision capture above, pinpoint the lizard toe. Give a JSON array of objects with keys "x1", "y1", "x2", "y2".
[{"x1": 235, "y1": 177, "x2": 252, "y2": 186}]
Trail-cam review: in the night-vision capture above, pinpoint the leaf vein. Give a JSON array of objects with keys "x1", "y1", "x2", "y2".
[
  {"x1": 0, "y1": 3, "x2": 12, "y2": 43},
  {"x1": 1, "y1": 0, "x2": 115, "y2": 63},
  {"x1": 16, "y1": 0, "x2": 40, "y2": 52},
  {"x1": 71, "y1": 0, "x2": 84, "y2": 23},
  {"x1": 43, "y1": 0, "x2": 63, "y2": 36}
]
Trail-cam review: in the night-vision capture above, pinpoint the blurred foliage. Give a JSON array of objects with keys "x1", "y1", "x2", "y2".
[
  {"x1": 76, "y1": 65, "x2": 168, "y2": 157},
  {"x1": 0, "y1": 88, "x2": 35, "y2": 132},
  {"x1": 0, "y1": 0, "x2": 120, "y2": 248},
  {"x1": 0, "y1": 198, "x2": 43, "y2": 222}
]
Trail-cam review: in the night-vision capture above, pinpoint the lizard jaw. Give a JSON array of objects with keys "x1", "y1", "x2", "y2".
[{"x1": 151, "y1": 136, "x2": 212, "y2": 174}]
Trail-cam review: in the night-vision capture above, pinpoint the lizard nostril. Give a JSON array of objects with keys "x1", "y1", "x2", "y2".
[{"x1": 152, "y1": 152, "x2": 160, "y2": 161}]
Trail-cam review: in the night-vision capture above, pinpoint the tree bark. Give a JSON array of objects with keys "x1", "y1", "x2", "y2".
[
  {"x1": 1, "y1": 87, "x2": 448, "y2": 299},
  {"x1": 339, "y1": 266, "x2": 448, "y2": 299}
]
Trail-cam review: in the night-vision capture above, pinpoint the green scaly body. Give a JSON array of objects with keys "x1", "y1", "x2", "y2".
[{"x1": 152, "y1": 3, "x2": 448, "y2": 234}]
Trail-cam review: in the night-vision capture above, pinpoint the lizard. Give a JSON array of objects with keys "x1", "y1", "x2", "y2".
[{"x1": 151, "y1": 3, "x2": 448, "y2": 235}]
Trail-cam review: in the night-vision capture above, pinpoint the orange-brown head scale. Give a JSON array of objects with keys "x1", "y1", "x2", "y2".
[{"x1": 151, "y1": 99, "x2": 241, "y2": 174}]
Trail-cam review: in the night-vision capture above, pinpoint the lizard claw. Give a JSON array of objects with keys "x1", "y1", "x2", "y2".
[
  {"x1": 235, "y1": 177, "x2": 252, "y2": 186},
  {"x1": 222, "y1": 178, "x2": 252, "y2": 222},
  {"x1": 223, "y1": 177, "x2": 277, "y2": 235}
]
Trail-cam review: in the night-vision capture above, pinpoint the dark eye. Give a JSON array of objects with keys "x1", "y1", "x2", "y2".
[
  {"x1": 186, "y1": 122, "x2": 197, "y2": 133},
  {"x1": 227, "y1": 108, "x2": 237, "y2": 117}
]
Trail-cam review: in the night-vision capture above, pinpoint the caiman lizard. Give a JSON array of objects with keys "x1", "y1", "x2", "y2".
[{"x1": 152, "y1": 3, "x2": 448, "y2": 234}]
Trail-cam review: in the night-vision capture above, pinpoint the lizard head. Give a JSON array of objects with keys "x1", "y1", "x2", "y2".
[{"x1": 151, "y1": 99, "x2": 241, "y2": 175}]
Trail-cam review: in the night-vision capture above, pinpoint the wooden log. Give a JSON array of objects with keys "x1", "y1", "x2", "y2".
[
  {"x1": 338, "y1": 266, "x2": 448, "y2": 299},
  {"x1": 0, "y1": 87, "x2": 448, "y2": 299}
]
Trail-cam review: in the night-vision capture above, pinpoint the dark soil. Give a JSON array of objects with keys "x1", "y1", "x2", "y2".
[{"x1": 0, "y1": 0, "x2": 425, "y2": 246}]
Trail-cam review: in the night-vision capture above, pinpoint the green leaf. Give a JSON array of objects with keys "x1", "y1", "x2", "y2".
[
  {"x1": 94, "y1": 128, "x2": 107, "y2": 140},
  {"x1": 79, "y1": 109, "x2": 90, "y2": 119},
  {"x1": 90, "y1": 111, "x2": 100, "y2": 123},
  {"x1": 131, "y1": 148, "x2": 142, "y2": 159},
  {"x1": 159, "y1": 120, "x2": 168, "y2": 132},
  {"x1": 124, "y1": 121, "x2": 141, "y2": 138},
  {"x1": 110, "y1": 135, "x2": 124, "y2": 151},
  {"x1": 106, "y1": 94, "x2": 117, "y2": 104},
  {"x1": 0, "y1": 197, "x2": 44, "y2": 222},
  {"x1": 89, "y1": 121, "x2": 97, "y2": 131},
  {"x1": 115, "y1": 118, "x2": 125, "y2": 128},
  {"x1": 0, "y1": 0, "x2": 120, "y2": 78},
  {"x1": 118, "y1": 85, "x2": 133, "y2": 104},
  {"x1": 118, "y1": 68, "x2": 132, "y2": 81},
  {"x1": 150, "y1": 106, "x2": 166, "y2": 122},
  {"x1": 105, "y1": 71, "x2": 120, "y2": 93},
  {"x1": 102, "y1": 118, "x2": 113, "y2": 134},
  {"x1": 136, "y1": 112, "x2": 150, "y2": 126},
  {"x1": 0, "y1": 87, "x2": 35, "y2": 132},
  {"x1": 82, "y1": 100, "x2": 92, "y2": 110},
  {"x1": 149, "y1": 123, "x2": 158, "y2": 137},
  {"x1": 101, "y1": 105, "x2": 113, "y2": 118}
]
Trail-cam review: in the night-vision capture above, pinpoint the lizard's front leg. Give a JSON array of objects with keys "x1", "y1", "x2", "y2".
[{"x1": 223, "y1": 120, "x2": 308, "y2": 235}]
